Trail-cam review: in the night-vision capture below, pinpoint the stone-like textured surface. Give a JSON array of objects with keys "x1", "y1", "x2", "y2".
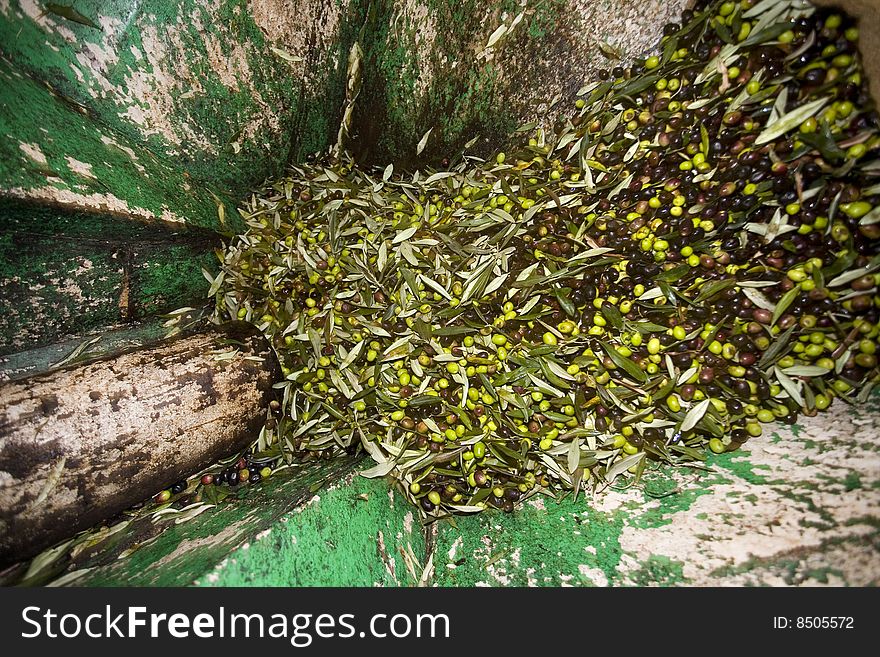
[{"x1": 0, "y1": 325, "x2": 281, "y2": 564}]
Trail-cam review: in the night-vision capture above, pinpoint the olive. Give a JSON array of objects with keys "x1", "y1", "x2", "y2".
[
  {"x1": 803, "y1": 68, "x2": 825, "y2": 85},
  {"x1": 201, "y1": 0, "x2": 880, "y2": 521}
]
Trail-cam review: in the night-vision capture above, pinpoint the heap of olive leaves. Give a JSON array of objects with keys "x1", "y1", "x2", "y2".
[{"x1": 208, "y1": 0, "x2": 880, "y2": 516}]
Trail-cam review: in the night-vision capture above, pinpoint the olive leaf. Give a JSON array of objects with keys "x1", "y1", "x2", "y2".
[
  {"x1": 857, "y1": 381, "x2": 876, "y2": 404},
  {"x1": 44, "y1": 3, "x2": 101, "y2": 29},
  {"x1": 567, "y1": 437, "x2": 581, "y2": 474},
  {"x1": 393, "y1": 226, "x2": 418, "y2": 244},
  {"x1": 741, "y1": 286, "x2": 776, "y2": 311},
  {"x1": 781, "y1": 365, "x2": 830, "y2": 376},
  {"x1": 416, "y1": 128, "x2": 433, "y2": 156},
  {"x1": 755, "y1": 97, "x2": 830, "y2": 145},
  {"x1": 759, "y1": 325, "x2": 796, "y2": 369},
  {"x1": 485, "y1": 24, "x2": 507, "y2": 49},
  {"x1": 31, "y1": 457, "x2": 66, "y2": 507},
  {"x1": 771, "y1": 286, "x2": 800, "y2": 325},
  {"x1": 360, "y1": 461, "x2": 397, "y2": 478},
  {"x1": 21, "y1": 538, "x2": 76, "y2": 584},
  {"x1": 799, "y1": 123, "x2": 846, "y2": 163},
  {"x1": 270, "y1": 47, "x2": 303, "y2": 64},
  {"x1": 827, "y1": 258, "x2": 879, "y2": 287},
  {"x1": 741, "y1": 21, "x2": 794, "y2": 47},
  {"x1": 339, "y1": 340, "x2": 365, "y2": 370},
  {"x1": 420, "y1": 274, "x2": 452, "y2": 300},
  {"x1": 681, "y1": 399, "x2": 711, "y2": 433},
  {"x1": 773, "y1": 366, "x2": 804, "y2": 406},
  {"x1": 448, "y1": 504, "x2": 485, "y2": 513},
  {"x1": 860, "y1": 206, "x2": 880, "y2": 226},
  {"x1": 601, "y1": 303, "x2": 624, "y2": 330},
  {"x1": 484, "y1": 273, "x2": 510, "y2": 297},
  {"x1": 377, "y1": 241, "x2": 388, "y2": 271},
  {"x1": 601, "y1": 342, "x2": 648, "y2": 383},
  {"x1": 597, "y1": 40, "x2": 623, "y2": 60},
  {"x1": 604, "y1": 453, "x2": 645, "y2": 483}
]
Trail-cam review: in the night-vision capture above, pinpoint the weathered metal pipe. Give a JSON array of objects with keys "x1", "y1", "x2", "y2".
[{"x1": 0, "y1": 323, "x2": 281, "y2": 565}]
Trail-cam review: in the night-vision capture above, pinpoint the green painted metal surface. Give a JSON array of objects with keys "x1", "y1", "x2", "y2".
[
  {"x1": 10, "y1": 455, "x2": 427, "y2": 587},
  {"x1": 196, "y1": 475, "x2": 427, "y2": 587},
  {"x1": 0, "y1": 0, "x2": 361, "y2": 226},
  {"x1": 0, "y1": 0, "x2": 682, "y2": 349},
  {"x1": 19, "y1": 396, "x2": 876, "y2": 587},
  {"x1": 4, "y1": 1, "x2": 877, "y2": 588},
  {"x1": 0, "y1": 54, "x2": 237, "y2": 232},
  {"x1": 0, "y1": 198, "x2": 217, "y2": 353}
]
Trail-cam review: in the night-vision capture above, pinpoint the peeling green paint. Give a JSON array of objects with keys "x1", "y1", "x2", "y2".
[
  {"x1": 350, "y1": 0, "x2": 687, "y2": 165},
  {"x1": 707, "y1": 531, "x2": 878, "y2": 586},
  {"x1": 0, "y1": 55, "x2": 227, "y2": 229},
  {"x1": 628, "y1": 555, "x2": 687, "y2": 586},
  {"x1": 709, "y1": 449, "x2": 774, "y2": 486},
  {"x1": 431, "y1": 496, "x2": 627, "y2": 587},
  {"x1": 0, "y1": 0, "x2": 359, "y2": 221},
  {"x1": 68, "y1": 456, "x2": 367, "y2": 587},
  {"x1": 198, "y1": 476, "x2": 426, "y2": 587},
  {"x1": 845, "y1": 472, "x2": 863, "y2": 491},
  {"x1": 15, "y1": 394, "x2": 880, "y2": 588},
  {"x1": 0, "y1": 199, "x2": 217, "y2": 351},
  {"x1": 430, "y1": 398, "x2": 880, "y2": 587}
]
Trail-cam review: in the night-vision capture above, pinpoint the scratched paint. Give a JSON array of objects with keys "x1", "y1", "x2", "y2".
[
  {"x1": 0, "y1": 0, "x2": 358, "y2": 226},
  {"x1": 4, "y1": 1, "x2": 878, "y2": 587},
  {"x1": 0, "y1": 198, "x2": 218, "y2": 353},
  {"x1": 352, "y1": 0, "x2": 690, "y2": 165},
  {"x1": 14, "y1": 395, "x2": 873, "y2": 587},
  {"x1": 431, "y1": 397, "x2": 880, "y2": 587}
]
